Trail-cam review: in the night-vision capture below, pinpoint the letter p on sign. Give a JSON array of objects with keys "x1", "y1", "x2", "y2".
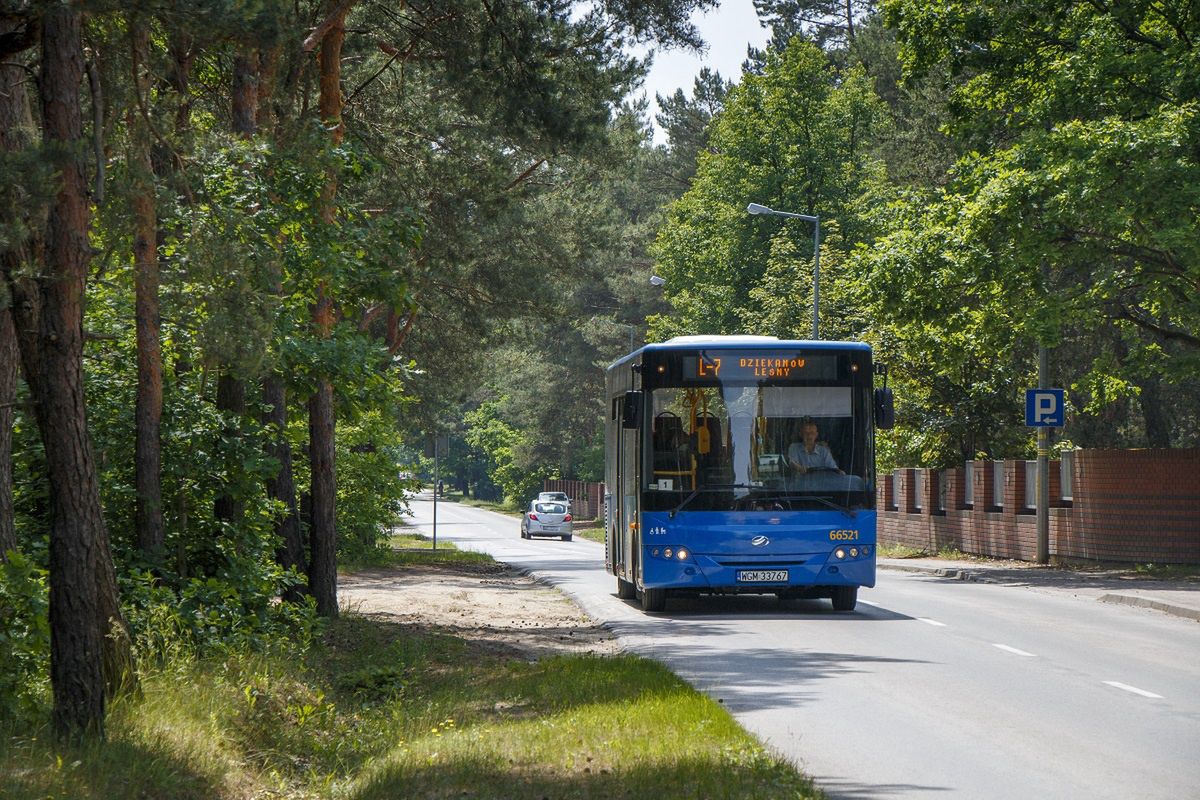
[{"x1": 1025, "y1": 388, "x2": 1065, "y2": 427}]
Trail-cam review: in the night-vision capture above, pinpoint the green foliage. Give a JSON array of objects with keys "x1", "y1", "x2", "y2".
[
  {"x1": 0, "y1": 600, "x2": 820, "y2": 800},
  {"x1": 651, "y1": 36, "x2": 888, "y2": 339},
  {"x1": 463, "y1": 401, "x2": 553, "y2": 506},
  {"x1": 120, "y1": 567, "x2": 316, "y2": 666},
  {"x1": 0, "y1": 552, "x2": 50, "y2": 725},
  {"x1": 874, "y1": 0, "x2": 1200, "y2": 449},
  {"x1": 335, "y1": 410, "x2": 412, "y2": 562}
]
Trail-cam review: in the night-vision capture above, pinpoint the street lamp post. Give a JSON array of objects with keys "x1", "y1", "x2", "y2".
[
  {"x1": 627, "y1": 275, "x2": 666, "y2": 351},
  {"x1": 747, "y1": 202, "x2": 821, "y2": 339}
]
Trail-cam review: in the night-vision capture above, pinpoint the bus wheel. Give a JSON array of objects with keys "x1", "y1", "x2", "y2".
[
  {"x1": 641, "y1": 587, "x2": 666, "y2": 613},
  {"x1": 617, "y1": 578, "x2": 637, "y2": 599},
  {"x1": 831, "y1": 586, "x2": 858, "y2": 612}
]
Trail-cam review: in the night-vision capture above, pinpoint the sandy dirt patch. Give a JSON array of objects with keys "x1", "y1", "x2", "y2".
[{"x1": 339, "y1": 560, "x2": 621, "y2": 660}]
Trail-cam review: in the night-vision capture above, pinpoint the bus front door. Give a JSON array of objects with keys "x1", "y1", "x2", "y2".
[{"x1": 618, "y1": 422, "x2": 640, "y2": 586}]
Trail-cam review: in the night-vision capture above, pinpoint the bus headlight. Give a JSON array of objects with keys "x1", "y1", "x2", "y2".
[
  {"x1": 861, "y1": 545, "x2": 871, "y2": 556},
  {"x1": 850, "y1": 547, "x2": 859, "y2": 558},
  {"x1": 835, "y1": 548, "x2": 846, "y2": 560},
  {"x1": 664, "y1": 548, "x2": 673, "y2": 559},
  {"x1": 676, "y1": 548, "x2": 689, "y2": 561}
]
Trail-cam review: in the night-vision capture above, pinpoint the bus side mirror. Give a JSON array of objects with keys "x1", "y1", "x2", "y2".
[
  {"x1": 622, "y1": 390, "x2": 644, "y2": 429},
  {"x1": 874, "y1": 387, "x2": 895, "y2": 429}
]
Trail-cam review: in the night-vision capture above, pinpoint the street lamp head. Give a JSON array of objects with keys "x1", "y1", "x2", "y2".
[
  {"x1": 649, "y1": 275, "x2": 666, "y2": 287},
  {"x1": 746, "y1": 201, "x2": 822, "y2": 340}
]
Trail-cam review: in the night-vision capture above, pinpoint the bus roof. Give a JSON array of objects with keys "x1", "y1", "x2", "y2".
[{"x1": 606, "y1": 335, "x2": 872, "y2": 372}]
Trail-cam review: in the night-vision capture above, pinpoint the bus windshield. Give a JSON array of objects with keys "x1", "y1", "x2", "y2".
[{"x1": 641, "y1": 353, "x2": 874, "y2": 513}]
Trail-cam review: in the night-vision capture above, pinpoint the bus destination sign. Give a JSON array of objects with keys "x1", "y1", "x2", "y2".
[{"x1": 680, "y1": 351, "x2": 841, "y2": 383}]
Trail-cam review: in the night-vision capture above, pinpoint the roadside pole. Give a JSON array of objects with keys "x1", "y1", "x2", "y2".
[
  {"x1": 1036, "y1": 345, "x2": 1049, "y2": 564},
  {"x1": 432, "y1": 436, "x2": 439, "y2": 551},
  {"x1": 1026, "y1": 378, "x2": 1063, "y2": 565}
]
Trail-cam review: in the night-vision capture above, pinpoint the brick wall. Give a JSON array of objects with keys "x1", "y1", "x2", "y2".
[
  {"x1": 877, "y1": 449, "x2": 1200, "y2": 565},
  {"x1": 542, "y1": 479, "x2": 604, "y2": 520}
]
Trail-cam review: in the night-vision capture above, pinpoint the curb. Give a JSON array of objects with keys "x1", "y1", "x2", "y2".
[
  {"x1": 879, "y1": 563, "x2": 974, "y2": 581},
  {"x1": 880, "y1": 563, "x2": 1200, "y2": 622},
  {"x1": 1097, "y1": 593, "x2": 1200, "y2": 622}
]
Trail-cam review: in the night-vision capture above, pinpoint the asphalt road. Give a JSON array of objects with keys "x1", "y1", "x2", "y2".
[{"x1": 405, "y1": 494, "x2": 1200, "y2": 800}]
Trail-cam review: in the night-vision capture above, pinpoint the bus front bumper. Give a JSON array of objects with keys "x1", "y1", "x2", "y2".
[{"x1": 641, "y1": 547, "x2": 876, "y2": 592}]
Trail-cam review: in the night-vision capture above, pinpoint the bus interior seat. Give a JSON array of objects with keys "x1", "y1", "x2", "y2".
[{"x1": 653, "y1": 412, "x2": 684, "y2": 451}]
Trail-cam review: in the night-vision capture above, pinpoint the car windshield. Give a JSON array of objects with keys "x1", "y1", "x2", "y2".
[{"x1": 535, "y1": 502, "x2": 566, "y2": 514}]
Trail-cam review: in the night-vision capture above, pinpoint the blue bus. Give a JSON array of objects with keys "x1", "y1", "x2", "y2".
[{"x1": 604, "y1": 335, "x2": 894, "y2": 613}]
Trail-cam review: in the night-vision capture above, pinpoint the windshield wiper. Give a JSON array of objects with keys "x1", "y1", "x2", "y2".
[
  {"x1": 669, "y1": 483, "x2": 757, "y2": 518},
  {"x1": 807, "y1": 495, "x2": 857, "y2": 519}
]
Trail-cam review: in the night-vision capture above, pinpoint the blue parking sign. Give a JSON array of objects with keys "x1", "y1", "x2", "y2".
[{"x1": 1025, "y1": 388, "x2": 1064, "y2": 427}]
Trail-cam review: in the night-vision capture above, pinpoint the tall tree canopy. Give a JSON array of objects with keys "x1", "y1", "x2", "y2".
[
  {"x1": 651, "y1": 37, "x2": 887, "y2": 339},
  {"x1": 861, "y1": 0, "x2": 1200, "y2": 457},
  {"x1": 0, "y1": 0, "x2": 719, "y2": 738}
]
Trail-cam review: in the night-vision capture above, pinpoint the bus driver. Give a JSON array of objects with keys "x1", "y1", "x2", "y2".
[{"x1": 787, "y1": 418, "x2": 842, "y2": 474}]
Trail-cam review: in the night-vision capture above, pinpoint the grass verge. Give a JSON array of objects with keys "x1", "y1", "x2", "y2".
[{"x1": 1, "y1": 551, "x2": 822, "y2": 800}]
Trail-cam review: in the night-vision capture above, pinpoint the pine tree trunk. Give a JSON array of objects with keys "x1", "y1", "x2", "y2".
[
  {"x1": 35, "y1": 6, "x2": 131, "y2": 740},
  {"x1": 0, "y1": 304, "x2": 17, "y2": 558},
  {"x1": 306, "y1": 0, "x2": 349, "y2": 618},
  {"x1": 264, "y1": 374, "x2": 304, "y2": 592},
  {"x1": 213, "y1": 50, "x2": 259, "y2": 540},
  {"x1": 213, "y1": 373, "x2": 246, "y2": 534},
  {"x1": 130, "y1": 20, "x2": 164, "y2": 562},
  {"x1": 307, "y1": 378, "x2": 337, "y2": 615},
  {"x1": 0, "y1": 20, "x2": 33, "y2": 561},
  {"x1": 167, "y1": 33, "x2": 194, "y2": 136},
  {"x1": 246, "y1": 44, "x2": 304, "y2": 591}
]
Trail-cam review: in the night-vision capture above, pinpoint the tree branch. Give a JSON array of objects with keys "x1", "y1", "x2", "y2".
[
  {"x1": 388, "y1": 310, "x2": 415, "y2": 355},
  {"x1": 302, "y1": 0, "x2": 357, "y2": 54},
  {"x1": 1117, "y1": 305, "x2": 1200, "y2": 347},
  {"x1": 505, "y1": 158, "x2": 546, "y2": 190}
]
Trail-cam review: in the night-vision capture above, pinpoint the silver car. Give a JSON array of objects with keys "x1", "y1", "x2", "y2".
[{"x1": 521, "y1": 500, "x2": 573, "y2": 541}]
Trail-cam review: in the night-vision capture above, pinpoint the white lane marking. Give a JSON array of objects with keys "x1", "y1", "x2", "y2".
[
  {"x1": 859, "y1": 600, "x2": 882, "y2": 607},
  {"x1": 992, "y1": 643, "x2": 1036, "y2": 657},
  {"x1": 1103, "y1": 681, "x2": 1163, "y2": 699},
  {"x1": 917, "y1": 617, "x2": 946, "y2": 627}
]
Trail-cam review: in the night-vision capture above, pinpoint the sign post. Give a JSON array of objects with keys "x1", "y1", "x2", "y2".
[
  {"x1": 428, "y1": 433, "x2": 449, "y2": 551},
  {"x1": 1026, "y1": 386, "x2": 1064, "y2": 563}
]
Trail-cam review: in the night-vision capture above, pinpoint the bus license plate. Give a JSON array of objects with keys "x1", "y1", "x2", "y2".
[{"x1": 737, "y1": 570, "x2": 788, "y2": 583}]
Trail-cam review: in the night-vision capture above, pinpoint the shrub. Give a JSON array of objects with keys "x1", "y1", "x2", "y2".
[{"x1": 0, "y1": 552, "x2": 51, "y2": 723}]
